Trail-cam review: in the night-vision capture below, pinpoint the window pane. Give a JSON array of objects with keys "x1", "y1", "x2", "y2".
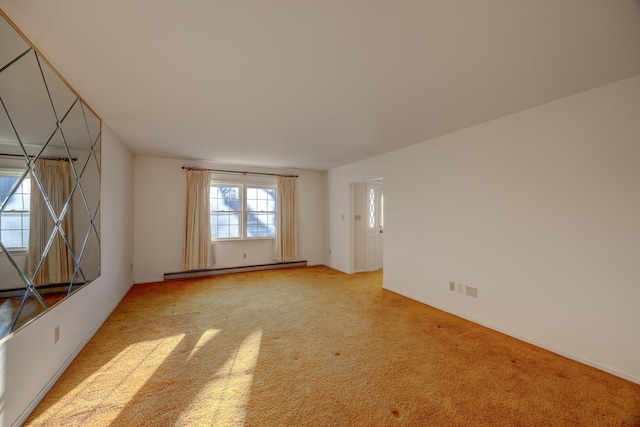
[
  {"x1": 1, "y1": 212, "x2": 22, "y2": 229},
  {"x1": 210, "y1": 195, "x2": 220, "y2": 211},
  {"x1": 0, "y1": 175, "x2": 29, "y2": 249},
  {"x1": 265, "y1": 188, "x2": 276, "y2": 212},
  {"x1": 0, "y1": 176, "x2": 20, "y2": 205},
  {"x1": 1, "y1": 230, "x2": 23, "y2": 248},
  {"x1": 265, "y1": 189, "x2": 276, "y2": 211},
  {"x1": 4, "y1": 192, "x2": 26, "y2": 211},
  {"x1": 211, "y1": 184, "x2": 242, "y2": 239},
  {"x1": 211, "y1": 212, "x2": 240, "y2": 239},
  {"x1": 246, "y1": 223, "x2": 255, "y2": 237},
  {"x1": 247, "y1": 213, "x2": 257, "y2": 226},
  {"x1": 247, "y1": 187, "x2": 276, "y2": 212},
  {"x1": 223, "y1": 187, "x2": 240, "y2": 210},
  {"x1": 369, "y1": 188, "x2": 375, "y2": 228},
  {"x1": 211, "y1": 186, "x2": 240, "y2": 211},
  {"x1": 246, "y1": 187, "x2": 257, "y2": 200},
  {"x1": 247, "y1": 212, "x2": 275, "y2": 237}
]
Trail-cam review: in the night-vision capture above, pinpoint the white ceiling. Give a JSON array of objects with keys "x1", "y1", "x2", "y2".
[{"x1": 2, "y1": 1, "x2": 640, "y2": 170}]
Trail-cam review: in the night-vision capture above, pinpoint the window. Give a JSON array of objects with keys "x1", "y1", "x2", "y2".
[
  {"x1": 0, "y1": 172, "x2": 30, "y2": 250},
  {"x1": 246, "y1": 187, "x2": 276, "y2": 238},
  {"x1": 210, "y1": 185, "x2": 241, "y2": 239},
  {"x1": 369, "y1": 187, "x2": 376, "y2": 228},
  {"x1": 210, "y1": 183, "x2": 276, "y2": 240}
]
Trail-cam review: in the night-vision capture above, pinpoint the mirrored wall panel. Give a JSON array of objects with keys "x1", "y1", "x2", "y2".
[{"x1": 0, "y1": 11, "x2": 101, "y2": 340}]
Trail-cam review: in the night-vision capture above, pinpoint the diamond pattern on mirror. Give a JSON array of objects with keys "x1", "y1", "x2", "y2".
[
  {"x1": 93, "y1": 203, "x2": 101, "y2": 243},
  {"x1": 68, "y1": 268, "x2": 85, "y2": 295},
  {"x1": 30, "y1": 227, "x2": 76, "y2": 286},
  {"x1": 11, "y1": 289, "x2": 51, "y2": 331},
  {"x1": 0, "y1": 13, "x2": 100, "y2": 339},
  {"x1": 0, "y1": 49, "x2": 58, "y2": 147},
  {"x1": 40, "y1": 59, "x2": 78, "y2": 123},
  {"x1": 84, "y1": 103, "x2": 101, "y2": 145},
  {"x1": 0, "y1": 249, "x2": 26, "y2": 337},
  {"x1": 29, "y1": 159, "x2": 71, "y2": 221},
  {"x1": 68, "y1": 186, "x2": 90, "y2": 276},
  {"x1": 92, "y1": 134, "x2": 101, "y2": 175},
  {"x1": 77, "y1": 223, "x2": 100, "y2": 288},
  {"x1": 0, "y1": 289, "x2": 38, "y2": 337},
  {"x1": 0, "y1": 296, "x2": 19, "y2": 338},
  {"x1": 0, "y1": 96, "x2": 22, "y2": 149},
  {"x1": 59, "y1": 97, "x2": 91, "y2": 154},
  {"x1": 78, "y1": 150, "x2": 100, "y2": 221},
  {"x1": 0, "y1": 15, "x2": 30, "y2": 71}
]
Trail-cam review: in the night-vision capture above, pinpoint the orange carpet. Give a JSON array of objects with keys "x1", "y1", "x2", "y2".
[{"x1": 25, "y1": 266, "x2": 640, "y2": 426}]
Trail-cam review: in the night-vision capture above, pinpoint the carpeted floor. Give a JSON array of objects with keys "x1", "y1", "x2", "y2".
[{"x1": 25, "y1": 266, "x2": 640, "y2": 426}]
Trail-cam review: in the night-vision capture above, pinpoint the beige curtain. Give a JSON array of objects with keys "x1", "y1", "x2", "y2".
[
  {"x1": 274, "y1": 176, "x2": 298, "y2": 262},
  {"x1": 183, "y1": 169, "x2": 213, "y2": 271},
  {"x1": 28, "y1": 159, "x2": 74, "y2": 285}
]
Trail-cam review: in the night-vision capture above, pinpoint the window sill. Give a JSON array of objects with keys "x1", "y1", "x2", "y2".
[
  {"x1": 212, "y1": 238, "x2": 275, "y2": 244},
  {"x1": 0, "y1": 248, "x2": 28, "y2": 256}
]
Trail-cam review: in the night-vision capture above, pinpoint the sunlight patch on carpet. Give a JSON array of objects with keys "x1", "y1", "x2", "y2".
[
  {"x1": 178, "y1": 328, "x2": 262, "y2": 426},
  {"x1": 30, "y1": 334, "x2": 185, "y2": 425},
  {"x1": 186, "y1": 329, "x2": 220, "y2": 362}
]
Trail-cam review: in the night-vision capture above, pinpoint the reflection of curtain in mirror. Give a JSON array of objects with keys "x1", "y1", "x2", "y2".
[
  {"x1": 28, "y1": 159, "x2": 74, "y2": 285},
  {"x1": 183, "y1": 169, "x2": 213, "y2": 271},
  {"x1": 274, "y1": 176, "x2": 298, "y2": 262}
]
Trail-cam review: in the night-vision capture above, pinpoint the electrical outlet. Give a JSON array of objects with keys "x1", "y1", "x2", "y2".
[
  {"x1": 243, "y1": 253, "x2": 247, "y2": 259},
  {"x1": 54, "y1": 326, "x2": 59, "y2": 343},
  {"x1": 449, "y1": 281, "x2": 456, "y2": 292}
]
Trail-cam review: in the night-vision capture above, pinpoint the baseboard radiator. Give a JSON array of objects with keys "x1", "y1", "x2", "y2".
[{"x1": 163, "y1": 260, "x2": 307, "y2": 281}]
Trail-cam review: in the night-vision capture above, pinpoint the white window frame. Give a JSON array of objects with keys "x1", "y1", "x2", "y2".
[
  {"x1": 210, "y1": 181, "x2": 277, "y2": 241},
  {"x1": 0, "y1": 169, "x2": 30, "y2": 252}
]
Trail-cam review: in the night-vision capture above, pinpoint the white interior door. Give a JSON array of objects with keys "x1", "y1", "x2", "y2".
[{"x1": 366, "y1": 181, "x2": 383, "y2": 271}]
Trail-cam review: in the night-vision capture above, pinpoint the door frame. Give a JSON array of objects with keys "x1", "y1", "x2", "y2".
[{"x1": 350, "y1": 178, "x2": 383, "y2": 273}]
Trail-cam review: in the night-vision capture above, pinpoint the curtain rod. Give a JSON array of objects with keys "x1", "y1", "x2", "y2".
[
  {"x1": 0, "y1": 153, "x2": 77, "y2": 162},
  {"x1": 182, "y1": 166, "x2": 298, "y2": 178}
]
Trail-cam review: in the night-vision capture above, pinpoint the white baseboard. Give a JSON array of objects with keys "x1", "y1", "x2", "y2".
[
  {"x1": 382, "y1": 285, "x2": 640, "y2": 386},
  {"x1": 163, "y1": 260, "x2": 307, "y2": 281},
  {"x1": 13, "y1": 282, "x2": 135, "y2": 427}
]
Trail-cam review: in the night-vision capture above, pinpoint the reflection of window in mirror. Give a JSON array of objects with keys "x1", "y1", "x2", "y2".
[{"x1": 0, "y1": 170, "x2": 30, "y2": 250}]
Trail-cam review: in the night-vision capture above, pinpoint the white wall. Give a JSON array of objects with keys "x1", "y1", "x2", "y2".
[
  {"x1": 0, "y1": 124, "x2": 135, "y2": 427},
  {"x1": 328, "y1": 158, "x2": 386, "y2": 274},
  {"x1": 353, "y1": 182, "x2": 367, "y2": 272},
  {"x1": 327, "y1": 75, "x2": 640, "y2": 383},
  {"x1": 133, "y1": 156, "x2": 327, "y2": 284}
]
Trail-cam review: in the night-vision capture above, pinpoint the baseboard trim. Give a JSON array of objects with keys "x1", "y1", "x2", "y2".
[
  {"x1": 12, "y1": 281, "x2": 135, "y2": 427},
  {"x1": 163, "y1": 260, "x2": 308, "y2": 281},
  {"x1": 382, "y1": 285, "x2": 640, "y2": 386}
]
